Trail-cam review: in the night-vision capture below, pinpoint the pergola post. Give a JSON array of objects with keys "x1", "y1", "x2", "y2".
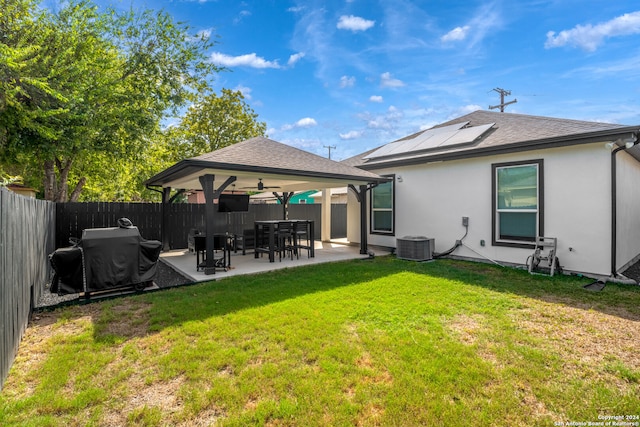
[
  {"x1": 348, "y1": 184, "x2": 370, "y2": 255},
  {"x1": 358, "y1": 184, "x2": 368, "y2": 255},
  {"x1": 161, "y1": 187, "x2": 172, "y2": 251},
  {"x1": 199, "y1": 174, "x2": 217, "y2": 275},
  {"x1": 199, "y1": 175, "x2": 238, "y2": 275},
  {"x1": 321, "y1": 189, "x2": 331, "y2": 242}
]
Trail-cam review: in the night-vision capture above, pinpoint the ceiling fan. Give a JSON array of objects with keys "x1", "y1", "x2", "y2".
[{"x1": 241, "y1": 178, "x2": 281, "y2": 191}]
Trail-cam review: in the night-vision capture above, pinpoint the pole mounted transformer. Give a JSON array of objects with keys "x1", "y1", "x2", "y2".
[{"x1": 489, "y1": 87, "x2": 518, "y2": 112}]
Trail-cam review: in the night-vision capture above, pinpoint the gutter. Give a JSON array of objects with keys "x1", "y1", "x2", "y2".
[
  {"x1": 145, "y1": 159, "x2": 386, "y2": 188},
  {"x1": 358, "y1": 126, "x2": 640, "y2": 170}
]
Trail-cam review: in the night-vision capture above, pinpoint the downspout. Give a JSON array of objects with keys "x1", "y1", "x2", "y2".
[{"x1": 609, "y1": 133, "x2": 639, "y2": 282}]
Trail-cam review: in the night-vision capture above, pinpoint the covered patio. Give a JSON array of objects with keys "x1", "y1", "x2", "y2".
[{"x1": 145, "y1": 136, "x2": 389, "y2": 275}]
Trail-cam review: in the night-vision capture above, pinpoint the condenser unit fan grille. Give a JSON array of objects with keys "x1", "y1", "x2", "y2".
[{"x1": 396, "y1": 236, "x2": 434, "y2": 261}]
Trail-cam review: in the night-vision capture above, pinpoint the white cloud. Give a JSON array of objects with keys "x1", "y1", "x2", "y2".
[
  {"x1": 234, "y1": 10, "x2": 251, "y2": 25},
  {"x1": 339, "y1": 130, "x2": 363, "y2": 140},
  {"x1": 282, "y1": 117, "x2": 318, "y2": 131},
  {"x1": 359, "y1": 106, "x2": 404, "y2": 130},
  {"x1": 369, "y1": 95, "x2": 383, "y2": 103},
  {"x1": 210, "y1": 52, "x2": 281, "y2": 69},
  {"x1": 287, "y1": 52, "x2": 305, "y2": 66},
  {"x1": 380, "y1": 72, "x2": 405, "y2": 88},
  {"x1": 441, "y1": 25, "x2": 470, "y2": 42},
  {"x1": 340, "y1": 75, "x2": 356, "y2": 88},
  {"x1": 195, "y1": 28, "x2": 213, "y2": 39},
  {"x1": 438, "y1": 3, "x2": 502, "y2": 49},
  {"x1": 296, "y1": 117, "x2": 317, "y2": 127},
  {"x1": 545, "y1": 11, "x2": 640, "y2": 51},
  {"x1": 234, "y1": 85, "x2": 252, "y2": 100},
  {"x1": 337, "y1": 15, "x2": 375, "y2": 32},
  {"x1": 564, "y1": 55, "x2": 640, "y2": 79}
]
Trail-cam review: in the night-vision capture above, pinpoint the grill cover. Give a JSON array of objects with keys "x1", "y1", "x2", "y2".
[{"x1": 50, "y1": 222, "x2": 161, "y2": 295}]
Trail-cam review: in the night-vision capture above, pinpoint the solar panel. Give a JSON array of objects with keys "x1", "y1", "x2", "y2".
[
  {"x1": 364, "y1": 121, "x2": 494, "y2": 160},
  {"x1": 437, "y1": 123, "x2": 495, "y2": 148}
]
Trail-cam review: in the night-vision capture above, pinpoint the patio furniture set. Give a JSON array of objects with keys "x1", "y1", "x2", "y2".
[{"x1": 189, "y1": 219, "x2": 315, "y2": 273}]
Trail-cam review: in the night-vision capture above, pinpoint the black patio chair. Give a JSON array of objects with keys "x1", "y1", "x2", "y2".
[
  {"x1": 293, "y1": 221, "x2": 311, "y2": 258},
  {"x1": 235, "y1": 228, "x2": 255, "y2": 255},
  {"x1": 277, "y1": 221, "x2": 295, "y2": 261}
]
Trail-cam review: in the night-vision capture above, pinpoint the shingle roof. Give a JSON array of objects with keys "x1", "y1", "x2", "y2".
[
  {"x1": 349, "y1": 110, "x2": 639, "y2": 169},
  {"x1": 191, "y1": 136, "x2": 381, "y2": 180},
  {"x1": 146, "y1": 136, "x2": 386, "y2": 190},
  {"x1": 432, "y1": 110, "x2": 626, "y2": 145}
]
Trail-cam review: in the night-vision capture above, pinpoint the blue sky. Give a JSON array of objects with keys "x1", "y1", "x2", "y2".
[{"x1": 62, "y1": 1, "x2": 640, "y2": 160}]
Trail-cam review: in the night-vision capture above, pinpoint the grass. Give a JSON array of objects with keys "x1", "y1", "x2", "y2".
[{"x1": 1, "y1": 257, "x2": 639, "y2": 426}]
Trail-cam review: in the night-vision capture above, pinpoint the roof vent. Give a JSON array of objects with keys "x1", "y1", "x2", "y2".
[{"x1": 396, "y1": 236, "x2": 435, "y2": 261}]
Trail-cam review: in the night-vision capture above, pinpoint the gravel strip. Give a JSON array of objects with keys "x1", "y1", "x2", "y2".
[{"x1": 36, "y1": 259, "x2": 192, "y2": 308}]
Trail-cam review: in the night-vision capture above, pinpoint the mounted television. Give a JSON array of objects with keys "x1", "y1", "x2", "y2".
[{"x1": 218, "y1": 194, "x2": 250, "y2": 212}]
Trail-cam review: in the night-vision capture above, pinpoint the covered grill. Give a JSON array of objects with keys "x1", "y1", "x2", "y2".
[{"x1": 49, "y1": 218, "x2": 162, "y2": 296}]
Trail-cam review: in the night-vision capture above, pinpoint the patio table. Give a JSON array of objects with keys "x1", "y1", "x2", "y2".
[{"x1": 254, "y1": 220, "x2": 315, "y2": 262}]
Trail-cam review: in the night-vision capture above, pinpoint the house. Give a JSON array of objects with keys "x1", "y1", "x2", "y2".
[
  {"x1": 186, "y1": 189, "x2": 316, "y2": 204},
  {"x1": 344, "y1": 110, "x2": 640, "y2": 279},
  {"x1": 6, "y1": 183, "x2": 37, "y2": 198},
  {"x1": 250, "y1": 190, "x2": 317, "y2": 204},
  {"x1": 310, "y1": 187, "x2": 348, "y2": 204}
]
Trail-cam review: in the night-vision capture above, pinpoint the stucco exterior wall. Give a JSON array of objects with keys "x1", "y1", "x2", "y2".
[
  {"x1": 615, "y1": 150, "x2": 640, "y2": 271},
  {"x1": 346, "y1": 189, "x2": 361, "y2": 244},
  {"x1": 348, "y1": 142, "x2": 634, "y2": 276}
]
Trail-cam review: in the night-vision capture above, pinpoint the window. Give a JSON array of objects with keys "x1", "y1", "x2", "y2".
[
  {"x1": 371, "y1": 177, "x2": 394, "y2": 234},
  {"x1": 492, "y1": 160, "x2": 543, "y2": 246}
]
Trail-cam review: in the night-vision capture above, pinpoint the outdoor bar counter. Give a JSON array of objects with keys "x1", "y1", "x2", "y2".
[{"x1": 254, "y1": 220, "x2": 315, "y2": 262}]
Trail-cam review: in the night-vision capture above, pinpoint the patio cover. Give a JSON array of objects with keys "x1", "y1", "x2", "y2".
[
  {"x1": 145, "y1": 137, "x2": 389, "y2": 273},
  {"x1": 146, "y1": 136, "x2": 386, "y2": 192}
]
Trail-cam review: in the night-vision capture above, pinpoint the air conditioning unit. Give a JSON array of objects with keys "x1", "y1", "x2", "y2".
[{"x1": 396, "y1": 236, "x2": 435, "y2": 261}]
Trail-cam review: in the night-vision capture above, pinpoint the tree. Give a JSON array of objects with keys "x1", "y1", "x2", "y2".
[
  {"x1": 0, "y1": 0, "x2": 220, "y2": 201},
  {"x1": 172, "y1": 88, "x2": 267, "y2": 158},
  {"x1": 0, "y1": 0, "x2": 68, "y2": 151}
]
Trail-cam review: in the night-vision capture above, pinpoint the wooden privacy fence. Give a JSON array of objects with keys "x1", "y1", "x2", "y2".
[
  {"x1": 0, "y1": 188, "x2": 55, "y2": 390},
  {"x1": 56, "y1": 202, "x2": 347, "y2": 250}
]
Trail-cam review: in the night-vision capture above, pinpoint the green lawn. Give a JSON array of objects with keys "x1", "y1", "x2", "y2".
[{"x1": 2, "y1": 257, "x2": 639, "y2": 426}]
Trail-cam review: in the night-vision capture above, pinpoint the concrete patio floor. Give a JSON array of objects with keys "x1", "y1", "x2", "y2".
[{"x1": 160, "y1": 239, "x2": 390, "y2": 283}]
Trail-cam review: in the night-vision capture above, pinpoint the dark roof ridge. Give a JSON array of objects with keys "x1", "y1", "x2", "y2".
[{"x1": 438, "y1": 109, "x2": 629, "y2": 128}]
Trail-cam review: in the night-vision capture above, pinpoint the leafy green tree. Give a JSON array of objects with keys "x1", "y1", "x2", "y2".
[
  {"x1": 0, "y1": 0, "x2": 67, "y2": 151},
  {"x1": 0, "y1": 0, "x2": 219, "y2": 201},
  {"x1": 172, "y1": 88, "x2": 267, "y2": 158},
  {"x1": 72, "y1": 127, "x2": 178, "y2": 201}
]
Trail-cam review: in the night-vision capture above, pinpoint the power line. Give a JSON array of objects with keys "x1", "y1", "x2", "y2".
[{"x1": 489, "y1": 87, "x2": 517, "y2": 112}]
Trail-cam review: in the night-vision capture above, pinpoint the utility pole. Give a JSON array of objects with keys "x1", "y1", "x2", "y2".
[
  {"x1": 324, "y1": 145, "x2": 336, "y2": 160},
  {"x1": 489, "y1": 88, "x2": 517, "y2": 112}
]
